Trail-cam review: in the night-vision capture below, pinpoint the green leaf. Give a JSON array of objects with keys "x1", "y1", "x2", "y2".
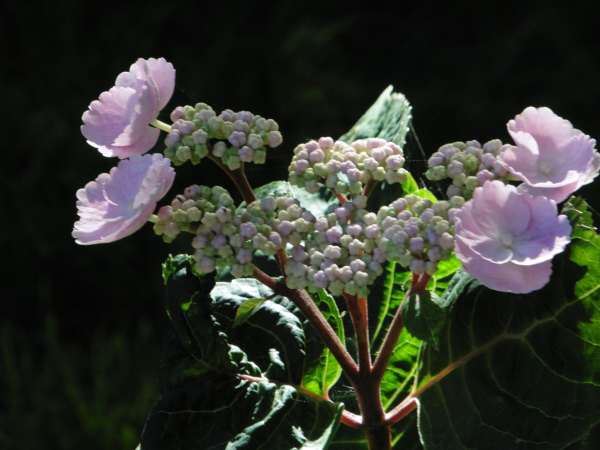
[
  {"x1": 233, "y1": 297, "x2": 267, "y2": 327},
  {"x1": 410, "y1": 197, "x2": 600, "y2": 450},
  {"x1": 161, "y1": 253, "x2": 195, "y2": 285},
  {"x1": 339, "y1": 85, "x2": 412, "y2": 149},
  {"x1": 302, "y1": 290, "x2": 346, "y2": 397},
  {"x1": 401, "y1": 172, "x2": 420, "y2": 195},
  {"x1": 367, "y1": 262, "x2": 422, "y2": 421},
  {"x1": 401, "y1": 291, "x2": 447, "y2": 348},
  {"x1": 254, "y1": 180, "x2": 337, "y2": 218},
  {"x1": 143, "y1": 270, "x2": 343, "y2": 450},
  {"x1": 211, "y1": 278, "x2": 307, "y2": 384}
]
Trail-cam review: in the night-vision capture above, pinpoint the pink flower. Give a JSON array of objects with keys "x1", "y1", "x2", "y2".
[
  {"x1": 501, "y1": 107, "x2": 599, "y2": 202},
  {"x1": 73, "y1": 154, "x2": 175, "y2": 245},
  {"x1": 81, "y1": 57, "x2": 175, "y2": 159},
  {"x1": 454, "y1": 181, "x2": 571, "y2": 293}
]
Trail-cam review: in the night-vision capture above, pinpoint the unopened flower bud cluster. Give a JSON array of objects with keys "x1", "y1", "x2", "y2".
[
  {"x1": 375, "y1": 194, "x2": 461, "y2": 276},
  {"x1": 154, "y1": 184, "x2": 318, "y2": 278},
  {"x1": 425, "y1": 139, "x2": 511, "y2": 199},
  {"x1": 285, "y1": 194, "x2": 459, "y2": 296},
  {"x1": 163, "y1": 103, "x2": 283, "y2": 170},
  {"x1": 284, "y1": 197, "x2": 382, "y2": 297},
  {"x1": 153, "y1": 185, "x2": 235, "y2": 243},
  {"x1": 288, "y1": 137, "x2": 408, "y2": 197}
]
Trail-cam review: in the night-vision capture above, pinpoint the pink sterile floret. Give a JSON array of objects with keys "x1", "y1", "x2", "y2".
[
  {"x1": 81, "y1": 57, "x2": 175, "y2": 159},
  {"x1": 73, "y1": 153, "x2": 175, "y2": 245},
  {"x1": 454, "y1": 180, "x2": 571, "y2": 294},
  {"x1": 501, "y1": 106, "x2": 599, "y2": 202}
]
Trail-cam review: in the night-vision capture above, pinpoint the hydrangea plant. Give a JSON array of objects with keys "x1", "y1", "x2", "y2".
[{"x1": 74, "y1": 58, "x2": 600, "y2": 450}]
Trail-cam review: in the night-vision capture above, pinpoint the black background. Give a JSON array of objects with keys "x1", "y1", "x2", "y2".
[{"x1": 1, "y1": 1, "x2": 600, "y2": 449}]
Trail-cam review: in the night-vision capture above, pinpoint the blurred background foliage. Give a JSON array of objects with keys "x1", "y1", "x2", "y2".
[{"x1": 1, "y1": 1, "x2": 600, "y2": 449}]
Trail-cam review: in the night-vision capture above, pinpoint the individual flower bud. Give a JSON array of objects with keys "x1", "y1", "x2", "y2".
[
  {"x1": 267, "y1": 130, "x2": 283, "y2": 148},
  {"x1": 438, "y1": 232, "x2": 454, "y2": 250},
  {"x1": 313, "y1": 270, "x2": 329, "y2": 288},
  {"x1": 476, "y1": 169, "x2": 495, "y2": 185},
  {"x1": 481, "y1": 153, "x2": 497, "y2": 168},
  {"x1": 278, "y1": 220, "x2": 294, "y2": 236},
  {"x1": 364, "y1": 224, "x2": 379, "y2": 239},
  {"x1": 324, "y1": 245, "x2": 342, "y2": 260},
  {"x1": 318, "y1": 136, "x2": 334, "y2": 148},
  {"x1": 228, "y1": 130, "x2": 246, "y2": 147},
  {"x1": 269, "y1": 231, "x2": 282, "y2": 247},
  {"x1": 427, "y1": 246, "x2": 442, "y2": 262},
  {"x1": 213, "y1": 141, "x2": 227, "y2": 157},
  {"x1": 409, "y1": 259, "x2": 425, "y2": 274},
  {"x1": 236, "y1": 248, "x2": 253, "y2": 264},
  {"x1": 353, "y1": 271, "x2": 369, "y2": 286},
  {"x1": 196, "y1": 256, "x2": 215, "y2": 274},
  {"x1": 322, "y1": 225, "x2": 341, "y2": 243},
  {"x1": 348, "y1": 239, "x2": 364, "y2": 256},
  {"x1": 483, "y1": 139, "x2": 502, "y2": 154},
  {"x1": 447, "y1": 160, "x2": 464, "y2": 178},
  {"x1": 409, "y1": 237, "x2": 424, "y2": 253},
  {"x1": 292, "y1": 246, "x2": 307, "y2": 262},
  {"x1": 239, "y1": 146, "x2": 254, "y2": 162},
  {"x1": 247, "y1": 133, "x2": 263, "y2": 149},
  {"x1": 240, "y1": 222, "x2": 257, "y2": 238},
  {"x1": 347, "y1": 224, "x2": 362, "y2": 237},
  {"x1": 340, "y1": 265, "x2": 354, "y2": 282},
  {"x1": 353, "y1": 195, "x2": 368, "y2": 209}
]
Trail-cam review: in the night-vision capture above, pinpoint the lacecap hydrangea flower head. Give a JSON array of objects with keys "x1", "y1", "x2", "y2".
[
  {"x1": 454, "y1": 180, "x2": 571, "y2": 293},
  {"x1": 502, "y1": 106, "x2": 600, "y2": 203}
]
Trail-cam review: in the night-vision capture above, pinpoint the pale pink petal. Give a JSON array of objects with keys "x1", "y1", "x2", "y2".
[
  {"x1": 82, "y1": 57, "x2": 175, "y2": 158},
  {"x1": 503, "y1": 107, "x2": 598, "y2": 201},
  {"x1": 72, "y1": 154, "x2": 175, "y2": 245},
  {"x1": 129, "y1": 57, "x2": 175, "y2": 110},
  {"x1": 81, "y1": 81, "x2": 161, "y2": 158},
  {"x1": 508, "y1": 106, "x2": 577, "y2": 149},
  {"x1": 456, "y1": 238, "x2": 552, "y2": 294},
  {"x1": 454, "y1": 181, "x2": 571, "y2": 294},
  {"x1": 471, "y1": 181, "x2": 530, "y2": 236}
]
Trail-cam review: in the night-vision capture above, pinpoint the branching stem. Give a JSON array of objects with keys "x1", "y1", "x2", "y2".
[
  {"x1": 372, "y1": 273, "x2": 430, "y2": 380},
  {"x1": 252, "y1": 267, "x2": 359, "y2": 378}
]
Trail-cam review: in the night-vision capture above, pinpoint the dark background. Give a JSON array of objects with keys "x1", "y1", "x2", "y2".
[{"x1": 1, "y1": 1, "x2": 599, "y2": 449}]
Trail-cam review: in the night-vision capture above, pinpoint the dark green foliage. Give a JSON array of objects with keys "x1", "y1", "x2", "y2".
[
  {"x1": 141, "y1": 256, "x2": 343, "y2": 449},
  {"x1": 302, "y1": 289, "x2": 345, "y2": 397},
  {"x1": 411, "y1": 198, "x2": 600, "y2": 450}
]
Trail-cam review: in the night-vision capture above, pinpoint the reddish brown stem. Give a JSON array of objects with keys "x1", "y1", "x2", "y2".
[
  {"x1": 363, "y1": 179, "x2": 377, "y2": 198},
  {"x1": 343, "y1": 294, "x2": 371, "y2": 372},
  {"x1": 252, "y1": 267, "x2": 359, "y2": 378},
  {"x1": 336, "y1": 192, "x2": 347, "y2": 204},
  {"x1": 372, "y1": 273, "x2": 430, "y2": 380},
  {"x1": 385, "y1": 397, "x2": 418, "y2": 426}
]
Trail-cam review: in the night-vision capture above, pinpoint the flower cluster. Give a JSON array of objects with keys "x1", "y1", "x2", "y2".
[
  {"x1": 288, "y1": 137, "x2": 407, "y2": 197},
  {"x1": 425, "y1": 139, "x2": 510, "y2": 199},
  {"x1": 285, "y1": 194, "x2": 458, "y2": 296},
  {"x1": 163, "y1": 103, "x2": 283, "y2": 170},
  {"x1": 454, "y1": 181, "x2": 571, "y2": 293},
  {"x1": 73, "y1": 154, "x2": 175, "y2": 245},
  {"x1": 74, "y1": 58, "x2": 177, "y2": 245},
  {"x1": 81, "y1": 57, "x2": 175, "y2": 159},
  {"x1": 501, "y1": 107, "x2": 600, "y2": 202}
]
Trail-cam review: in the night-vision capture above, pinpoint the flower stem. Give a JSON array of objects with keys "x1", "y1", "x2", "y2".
[
  {"x1": 150, "y1": 119, "x2": 172, "y2": 133},
  {"x1": 372, "y1": 273, "x2": 430, "y2": 381},
  {"x1": 252, "y1": 266, "x2": 359, "y2": 378}
]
